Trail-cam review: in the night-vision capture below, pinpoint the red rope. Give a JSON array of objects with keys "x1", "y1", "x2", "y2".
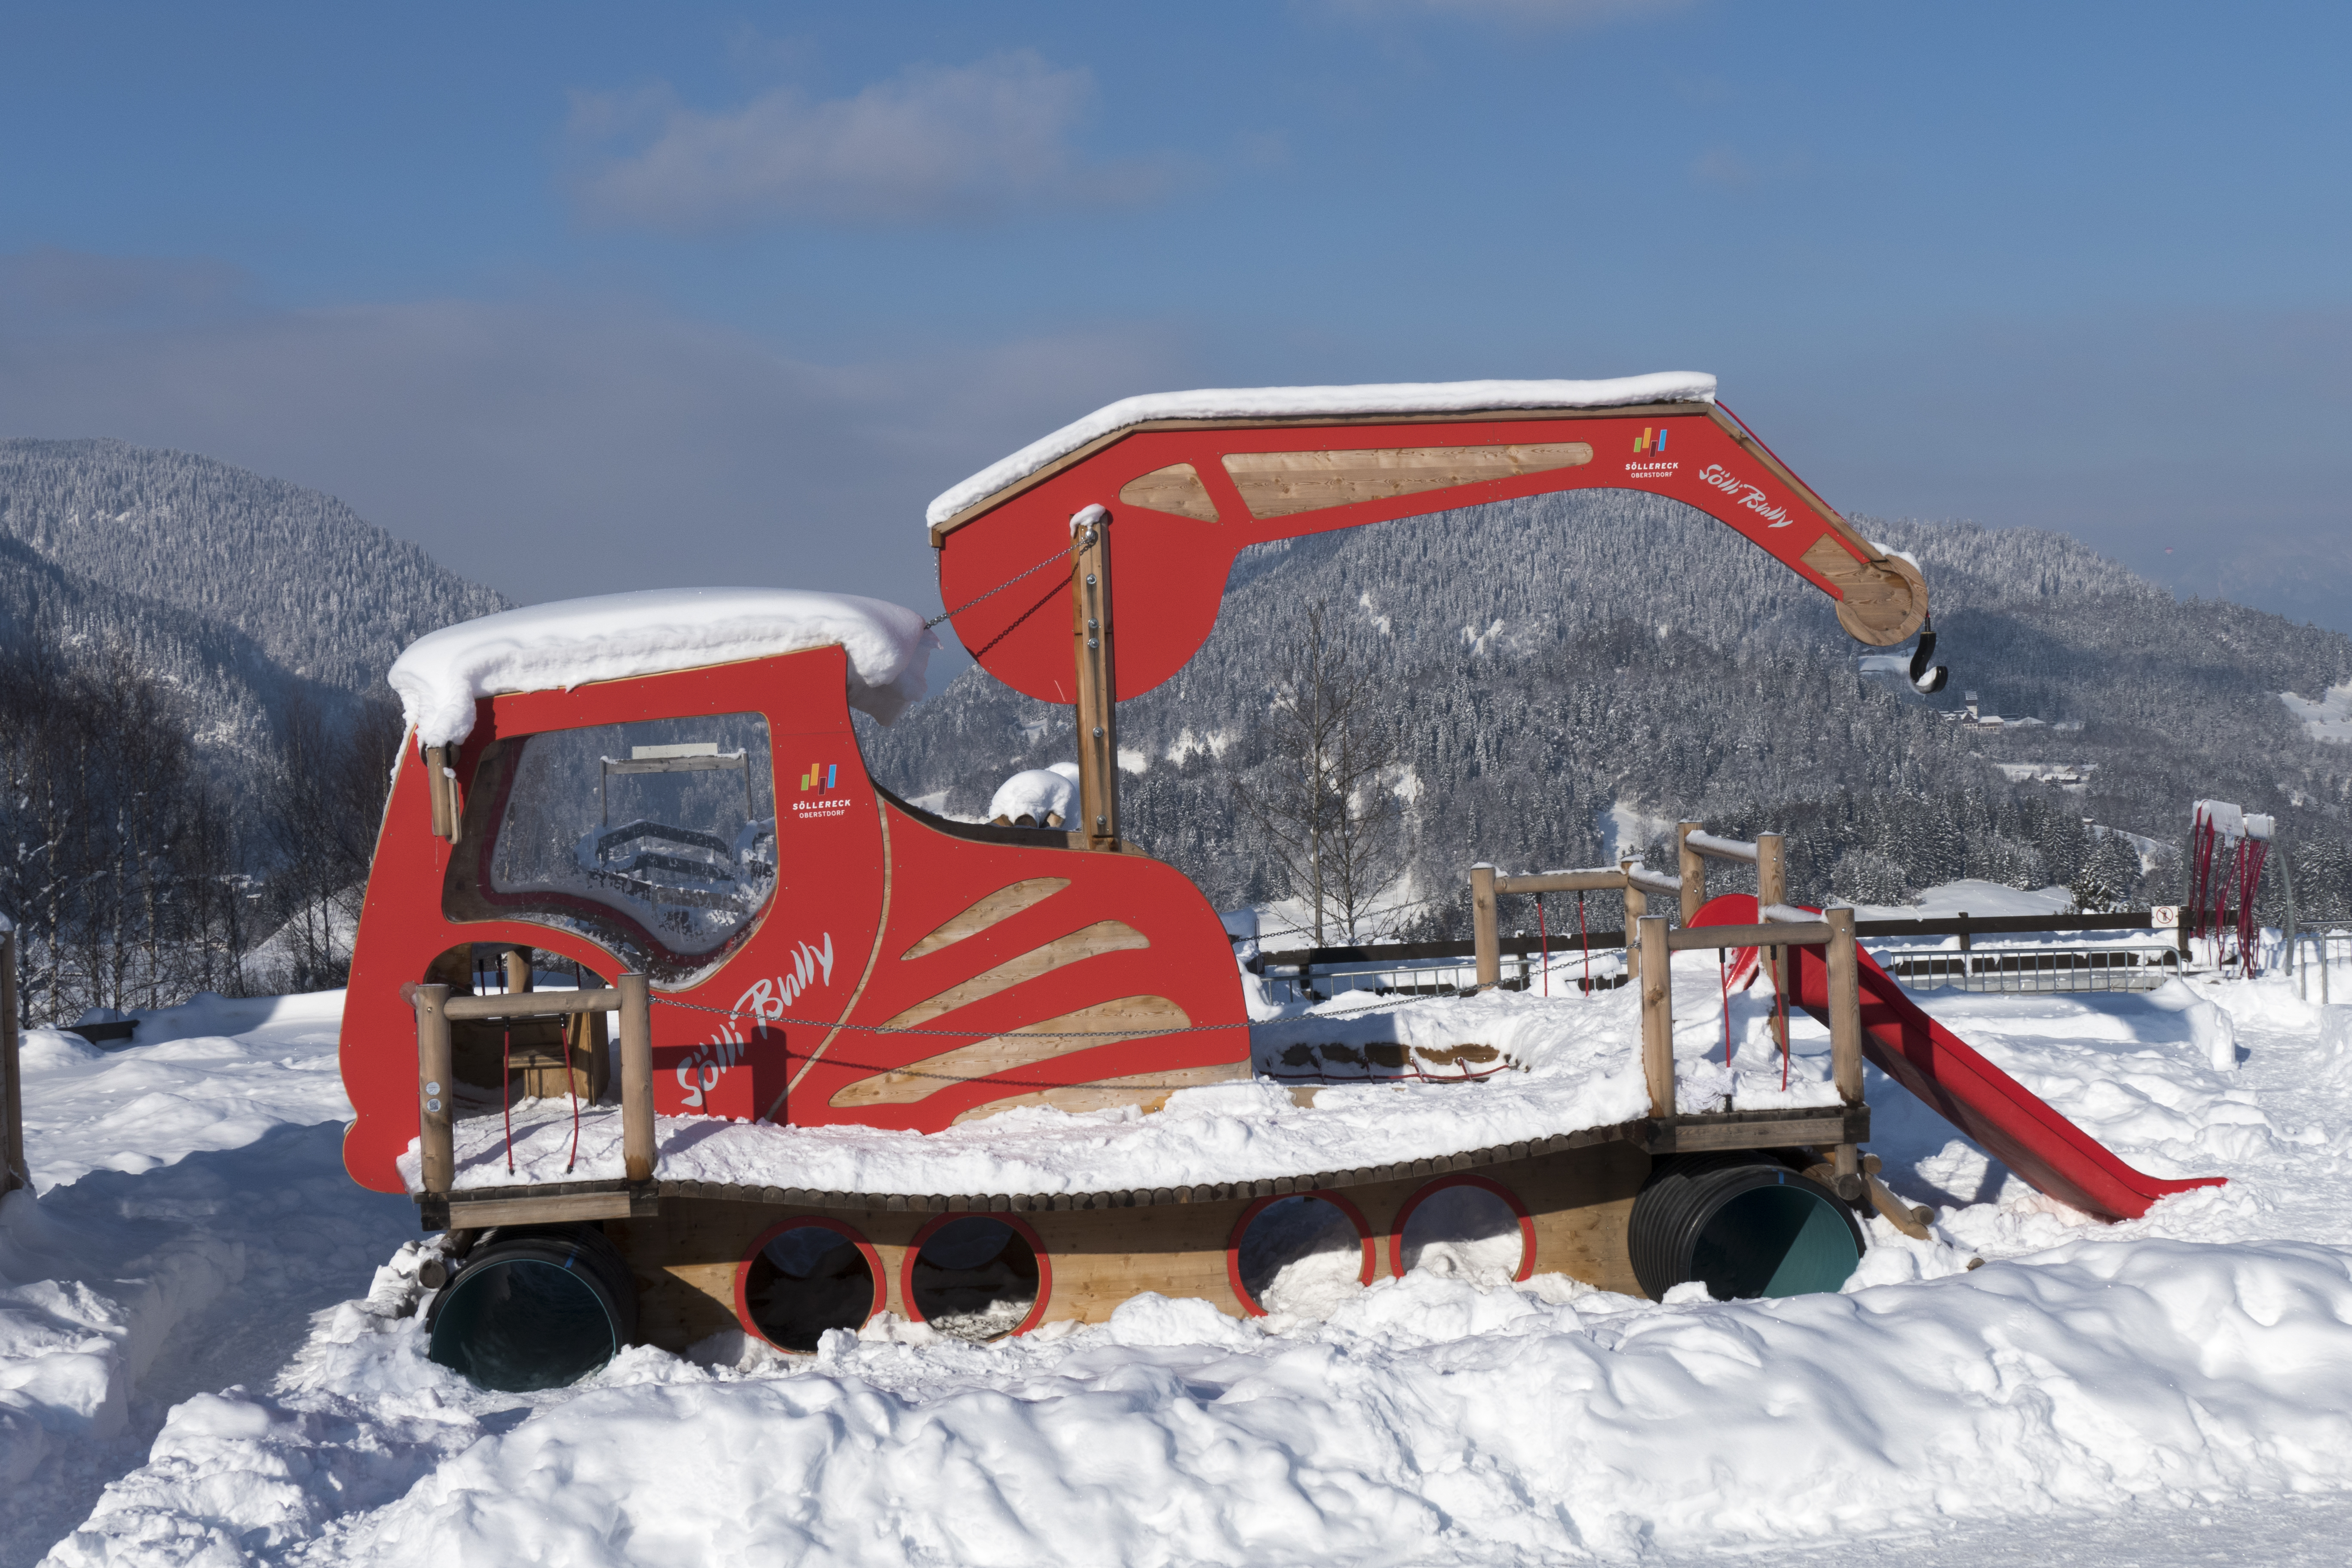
[
  {"x1": 1537, "y1": 894, "x2": 1549, "y2": 997},
  {"x1": 561, "y1": 1014, "x2": 581, "y2": 1174},
  {"x1": 500, "y1": 1022, "x2": 515, "y2": 1175},
  {"x1": 1776, "y1": 951, "x2": 1792, "y2": 1090}
]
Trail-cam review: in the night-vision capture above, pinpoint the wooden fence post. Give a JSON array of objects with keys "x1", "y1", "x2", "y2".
[
  {"x1": 1639, "y1": 916, "x2": 1674, "y2": 1118},
  {"x1": 618, "y1": 972, "x2": 655, "y2": 1184},
  {"x1": 1676, "y1": 821, "x2": 1705, "y2": 926},
  {"x1": 1619, "y1": 858, "x2": 1646, "y2": 987},
  {"x1": 414, "y1": 983, "x2": 455, "y2": 1195},
  {"x1": 1471, "y1": 864, "x2": 1500, "y2": 991},
  {"x1": 1071, "y1": 507, "x2": 1120, "y2": 851},
  {"x1": 1825, "y1": 907, "x2": 1865, "y2": 1198},
  {"x1": 1757, "y1": 832, "x2": 1788, "y2": 1058}
]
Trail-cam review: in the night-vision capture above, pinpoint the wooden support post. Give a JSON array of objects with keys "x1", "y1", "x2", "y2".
[
  {"x1": 1826, "y1": 908, "x2": 1862, "y2": 1104},
  {"x1": 1676, "y1": 821, "x2": 1705, "y2": 926},
  {"x1": 424, "y1": 744, "x2": 452, "y2": 839},
  {"x1": 1638, "y1": 916, "x2": 1674, "y2": 1118},
  {"x1": 1471, "y1": 864, "x2": 1500, "y2": 991},
  {"x1": 1071, "y1": 505, "x2": 1120, "y2": 851},
  {"x1": 1, "y1": 931, "x2": 23, "y2": 1197},
  {"x1": 415, "y1": 983, "x2": 455, "y2": 1195},
  {"x1": 503, "y1": 946, "x2": 533, "y2": 995},
  {"x1": 618, "y1": 972, "x2": 655, "y2": 1185},
  {"x1": 1825, "y1": 907, "x2": 1866, "y2": 1200},
  {"x1": 1619, "y1": 857, "x2": 1646, "y2": 987},
  {"x1": 1757, "y1": 832, "x2": 1788, "y2": 1058}
]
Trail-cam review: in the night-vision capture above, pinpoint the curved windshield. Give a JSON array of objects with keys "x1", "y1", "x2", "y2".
[{"x1": 450, "y1": 713, "x2": 776, "y2": 976}]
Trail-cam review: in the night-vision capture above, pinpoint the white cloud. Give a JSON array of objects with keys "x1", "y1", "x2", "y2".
[{"x1": 570, "y1": 51, "x2": 1170, "y2": 230}]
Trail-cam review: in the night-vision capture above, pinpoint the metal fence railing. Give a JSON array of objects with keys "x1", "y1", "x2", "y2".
[
  {"x1": 1878, "y1": 944, "x2": 2182, "y2": 995},
  {"x1": 1258, "y1": 952, "x2": 1629, "y2": 1006},
  {"x1": 2288, "y1": 926, "x2": 2352, "y2": 1004}
]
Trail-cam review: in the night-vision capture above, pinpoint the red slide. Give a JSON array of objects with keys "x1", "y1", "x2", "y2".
[{"x1": 1692, "y1": 894, "x2": 2225, "y2": 1222}]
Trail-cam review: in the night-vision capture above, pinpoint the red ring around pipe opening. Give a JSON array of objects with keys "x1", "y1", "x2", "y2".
[
  {"x1": 1388, "y1": 1173, "x2": 1536, "y2": 1283},
  {"x1": 897, "y1": 1211, "x2": 1054, "y2": 1339},
  {"x1": 1225, "y1": 1191, "x2": 1379, "y2": 1317},
  {"x1": 733, "y1": 1216, "x2": 887, "y2": 1353}
]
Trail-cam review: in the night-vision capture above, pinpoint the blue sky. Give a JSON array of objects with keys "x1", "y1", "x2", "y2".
[{"x1": 3, "y1": 1, "x2": 2347, "y2": 651}]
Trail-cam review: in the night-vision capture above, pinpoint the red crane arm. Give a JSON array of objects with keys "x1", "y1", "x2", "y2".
[{"x1": 931, "y1": 398, "x2": 1927, "y2": 706}]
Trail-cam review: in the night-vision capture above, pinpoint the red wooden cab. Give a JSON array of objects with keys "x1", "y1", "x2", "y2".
[{"x1": 340, "y1": 643, "x2": 1248, "y2": 1195}]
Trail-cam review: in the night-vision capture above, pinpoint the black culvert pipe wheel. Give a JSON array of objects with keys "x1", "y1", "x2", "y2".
[
  {"x1": 1629, "y1": 1155, "x2": 1866, "y2": 1302},
  {"x1": 425, "y1": 1223, "x2": 639, "y2": 1391}
]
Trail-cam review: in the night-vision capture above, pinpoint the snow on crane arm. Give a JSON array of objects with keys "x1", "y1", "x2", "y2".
[
  {"x1": 389, "y1": 588, "x2": 940, "y2": 750},
  {"x1": 926, "y1": 373, "x2": 1718, "y2": 528}
]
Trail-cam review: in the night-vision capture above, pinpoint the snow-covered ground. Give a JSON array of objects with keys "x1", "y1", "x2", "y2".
[
  {"x1": 7, "y1": 971, "x2": 2352, "y2": 1566},
  {"x1": 2282, "y1": 681, "x2": 2352, "y2": 744}
]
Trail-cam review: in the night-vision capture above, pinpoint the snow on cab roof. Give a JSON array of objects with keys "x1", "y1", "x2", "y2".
[
  {"x1": 389, "y1": 588, "x2": 940, "y2": 749},
  {"x1": 925, "y1": 372, "x2": 1718, "y2": 529}
]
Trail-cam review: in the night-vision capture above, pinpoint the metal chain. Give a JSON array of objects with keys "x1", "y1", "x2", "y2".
[
  {"x1": 647, "y1": 979, "x2": 1510, "y2": 1039},
  {"x1": 923, "y1": 545, "x2": 1077, "y2": 630},
  {"x1": 646, "y1": 982, "x2": 1517, "y2": 1093}
]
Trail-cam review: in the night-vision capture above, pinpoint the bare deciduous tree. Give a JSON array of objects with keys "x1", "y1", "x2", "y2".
[{"x1": 1233, "y1": 604, "x2": 1403, "y2": 945}]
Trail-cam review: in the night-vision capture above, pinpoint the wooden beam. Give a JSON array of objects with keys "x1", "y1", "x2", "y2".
[
  {"x1": 1071, "y1": 506, "x2": 1119, "y2": 850},
  {"x1": 1647, "y1": 1105, "x2": 1869, "y2": 1154},
  {"x1": 1619, "y1": 857, "x2": 1646, "y2": 988},
  {"x1": 444, "y1": 988, "x2": 622, "y2": 1020},
  {"x1": 1685, "y1": 830, "x2": 1759, "y2": 864},
  {"x1": 1494, "y1": 868, "x2": 1627, "y2": 895},
  {"x1": 1676, "y1": 822, "x2": 1705, "y2": 925},
  {"x1": 1665, "y1": 922, "x2": 1831, "y2": 951},
  {"x1": 619, "y1": 972, "x2": 655, "y2": 1185},
  {"x1": 1638, "y1": 916, "x2": 1673, "y2": 1118},
  {"x1": 503, "y1": 946, "x2": 534, "y2": 995},
  {"x1": 1826, "y1": 908, "x2": 1864, "y2": 1106},
  {"x1": 448, "y1": 1188, "x2": 659, "y2": 1228},
  {"x1": 1219, "y1": 441, "x2": 1594, "y2": 520},
  {"x1": 414, "y1": 983, "x2": 455, "y2": 1195},
  {"x1": 1470, "y1": 864, "x2": 1500, "y2": 990},
  {"x1": 424, "y1": 744, "x2": 452, "y2": 839},
  {"x1": 1757, "y1": 833, "x2": 1788, "y2": 1061}
]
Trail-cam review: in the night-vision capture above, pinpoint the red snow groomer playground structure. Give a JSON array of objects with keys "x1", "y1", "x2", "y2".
[{"x1": 338, "y1": 374, "x2": 2217, "y2": 1390}]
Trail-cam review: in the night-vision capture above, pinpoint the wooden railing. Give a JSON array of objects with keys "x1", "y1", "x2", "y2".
[
  {"x1": 410, "y1": 973, "x2": 655, "y2": 1196},
  {"x1": 1642, "y1": 906, "x2": 1867, "y2": 1192}
]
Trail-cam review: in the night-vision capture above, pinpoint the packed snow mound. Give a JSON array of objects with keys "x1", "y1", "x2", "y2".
[
  {"x1": 986, "y1": 766, "x2": 1077, "y2": 825},
  {"x1": 52, "y1": 1243, "x2": 2352, "y2": 1568},
  {"x1": 926, "y1": 373, "x2": 1719, "y2": 526},
  {"x1": 388, "y1": 588, "x2": 940, "y2": 749},
  {"x1": 2282, "y1": 681, "x2": 2352, "y2": 744}
]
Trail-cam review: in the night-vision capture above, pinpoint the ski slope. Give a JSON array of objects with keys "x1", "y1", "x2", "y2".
[{"x1": 5, "y1": 974, "x2": 2352, "y2": 1566}]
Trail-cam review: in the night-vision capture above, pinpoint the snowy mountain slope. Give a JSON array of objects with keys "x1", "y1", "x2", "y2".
[
  {"x1": 0, "y1": 536, "x2": 346, "y2": 749},
  {"x1": 0, "y1": 438, "x2": 508, "y2": 700},
  {"x1": 860, "y1": 496, "x2": 2352, "y2": 925}
]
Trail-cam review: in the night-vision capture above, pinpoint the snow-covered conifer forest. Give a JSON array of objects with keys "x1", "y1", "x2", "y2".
[
  {"x1": 6, "y1": 436, "x2": 2352, "y2": 1014},
  {"x1": 865, "y1": 490, "x2": 2352, "y2": 940}
]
